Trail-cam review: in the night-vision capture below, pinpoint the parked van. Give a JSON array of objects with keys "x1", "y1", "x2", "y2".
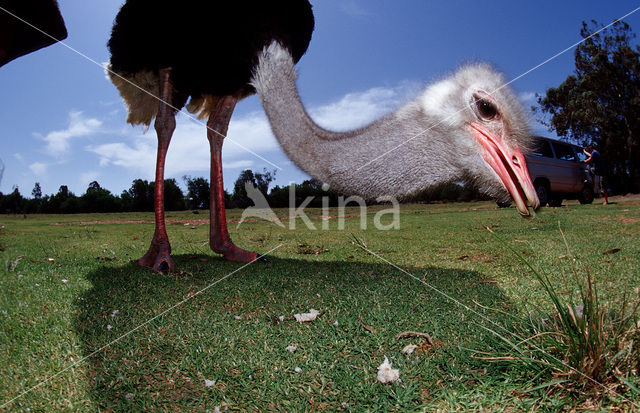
[{"x1": 525, "y1": 136, "x2": 595, "y2": 206}]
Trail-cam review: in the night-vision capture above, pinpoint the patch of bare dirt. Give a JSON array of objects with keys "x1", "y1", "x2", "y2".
[
  {"x1": 51, "y1": 219, "x2": 210, "y2": 226},
  {"x1": 619, "y1": 216, "x2": 639, "y2": 225},
  {"x1": 50, "y1": 220, "x2": 151, "y2": 226}
]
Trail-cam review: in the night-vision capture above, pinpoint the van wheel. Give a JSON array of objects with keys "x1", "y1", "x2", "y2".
[
  {"x1": 535, "y1": 183, "x2": 549, "y2": 207},
  {"x1": 548, "y1": 198, "x2": 563, "y2": 207},
  {"x1": 579, "y1": 185, "x2": 594, "y2": 204}
]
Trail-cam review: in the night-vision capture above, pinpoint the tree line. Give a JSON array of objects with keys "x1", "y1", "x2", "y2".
[
  {"x1": 0, "y1": 171, "x2": 270, "y2": 214},
  {"x1": 0, "y1": 169, "x2": 489, "y2": 214}
]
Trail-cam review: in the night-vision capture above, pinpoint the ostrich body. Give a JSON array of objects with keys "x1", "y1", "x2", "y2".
[
  {"x1": 252, "y1": 42, "x2": 540, "y2": 214},
  {"x1": 0, "y1": 0, "x2": 67, "y2": 67},
  {"x1": 108, "y1": 0, "x2": 314, "y2": 271}
]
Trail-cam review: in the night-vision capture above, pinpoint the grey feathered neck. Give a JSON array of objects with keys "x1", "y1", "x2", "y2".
[{"x1": 251, "y1": 42, "x2": 527, "y2": 200}]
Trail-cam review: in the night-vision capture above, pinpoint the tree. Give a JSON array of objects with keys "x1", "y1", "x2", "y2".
[
  {"x1": 40, "y1": 185, "x2": 80, "y2": 213},
  {"x1": 122, "y1": 179, "x2": 153, "y2": 211},
  {"x1": 183, "y1": 175, "x2": 210, "y2": 209},
  {"x1": 26, "y1": 182, "x2": 44, "y2": 213},
  {"x1": 56, "y1": 185, "x2": 80, "y2": 214},
  {"x1": 536, "y1": 20, "x2": 640, "y2": 193},
  {"x1": 31, "y1": 182, "x2": 42, "y2": 199},
  {"x1": 81, "y1": 181, "x2": 121, "y2": 212},
  {"x1": 57, "y1": 185, "x2": 71, "y2": 200},
  {"x1": 87, "y1": 180, "x2": 102, "y2": 192},
  {"x1": 231, "y1": 169, "x2": 256, "y2": 208},
  {"x1": 254, "y1": 169, "x2": 276, "y2": 197},
  {"x1": 231, "y1": 169, "x2": 276, "y2": 208},
  {"x1": 0, "y1": 187, "x2": 25, "y2": 213}
]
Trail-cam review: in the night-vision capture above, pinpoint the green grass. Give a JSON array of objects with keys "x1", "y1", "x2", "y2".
[{"x1": 1, "y1": 198, "x2": 639, "y2": 411}]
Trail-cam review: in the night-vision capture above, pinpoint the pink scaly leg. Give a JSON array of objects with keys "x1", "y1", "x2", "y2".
[
  {"x1": 207, "y1": 96, "x2": 258, "y2": 262},
  {"x1": 138, "y1": 67, "x2": 176, "y2": 272}
]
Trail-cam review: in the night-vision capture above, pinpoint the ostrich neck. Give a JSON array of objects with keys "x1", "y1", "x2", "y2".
[{"x1": 252, "y1": 44, "x2": 463, "y2": 199}]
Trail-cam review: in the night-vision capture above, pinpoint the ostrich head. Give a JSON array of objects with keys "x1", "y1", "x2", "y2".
[{"x1": 417, "y1": 64, "x2": 539, "y2": 216}]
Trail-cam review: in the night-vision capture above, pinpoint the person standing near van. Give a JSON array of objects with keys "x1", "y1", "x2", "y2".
[{"x1": 583, "y1": 145, "x2": 609, "y2": 205}]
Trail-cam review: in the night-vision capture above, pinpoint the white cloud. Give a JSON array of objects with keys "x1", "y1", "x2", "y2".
[
  {"x1": 311, "y1": 83, "x2": 418, "y2": 131},
  {"x1": 13, "y1": 153, "x2": 24, "y2": 162},
  {"x1": 225, "y1": 113, "x2": 280, "y2": 157},
  {"x1": 80, "y1": 171, "x2": 99, "y2": 186},
  {"x1": 89, "y1": 141, "x2": 154, "y2": 172},
  {"x1": 85, "y1": 113, "x2": 277, "y2": 177},
  {"x1": 39, "y1": 111, "x2": 103, "y2": 157},
  {"x1": 101, "y1": 61, "x2": 111, "y2": 82},
  {"x1": 519, "y1": 91, "x2": 537, "y2": 105},
  {"x1": 224, "y1": 160, "x2": 254, "y2": 169},
  {"x1": 29, "y1": 162, "x2": 47, "y2": 176}
]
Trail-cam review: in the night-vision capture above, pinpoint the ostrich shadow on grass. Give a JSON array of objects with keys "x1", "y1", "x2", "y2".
[{"x1": 75, "y1": 254, "x2": 523, "y2": 411}]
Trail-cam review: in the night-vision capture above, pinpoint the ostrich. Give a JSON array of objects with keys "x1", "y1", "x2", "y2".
[
  {"x1": 0, "y1": 0, "x2": 67, "y2": 67},
  {"x1": 251, "y1": 42, "x2": 539, "y2": 216},
  {"x1": 108, "y1": 0, "x2": 314, "y2": 272}
]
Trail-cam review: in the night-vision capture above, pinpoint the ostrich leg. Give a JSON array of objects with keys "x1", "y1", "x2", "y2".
[
  {"x1": 207, "y1": 96, "x2": 259, "y2": 262},
  {"x1": 138, "y1": 67, "x2": 176, "y2": 272}
]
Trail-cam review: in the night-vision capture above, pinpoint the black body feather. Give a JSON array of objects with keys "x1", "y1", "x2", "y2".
[{"x1": 108, "y1": 0, "x2": 314, "y2": 99}]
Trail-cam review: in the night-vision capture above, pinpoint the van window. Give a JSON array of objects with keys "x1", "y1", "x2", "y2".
[
  {"x1": 553, "y1": 143, "x2": 576, "y2": 161},
  {"x1": 531, "y1": 139, "x2": 554, "y2": 158}
]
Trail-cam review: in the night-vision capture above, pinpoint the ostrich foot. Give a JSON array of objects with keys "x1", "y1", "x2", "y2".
[
  {"x1": 210, "y1": 241, "x2": 259, "y2": 263},
  {"x1": 138, "y1": 239, "x2": 175, "y2": 272}
]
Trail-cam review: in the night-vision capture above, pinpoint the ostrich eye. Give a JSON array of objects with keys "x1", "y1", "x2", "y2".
[{"x1": 475, "y1": 98, "x2": 500, "y2": 120}]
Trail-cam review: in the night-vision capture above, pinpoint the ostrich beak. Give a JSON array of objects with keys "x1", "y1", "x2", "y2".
[{"x1": 470, "y1": 123, "x2": 540, "y2": 217}]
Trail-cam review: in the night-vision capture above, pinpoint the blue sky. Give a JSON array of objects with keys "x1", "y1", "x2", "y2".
[{"x1": 1, "y1": 0, "x2": 638, "y2": 197}]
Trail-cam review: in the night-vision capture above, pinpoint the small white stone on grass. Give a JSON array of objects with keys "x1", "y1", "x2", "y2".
[
  {"x1": 234, "y1": 315, "x2": 242, "y2": 320},
  {"x1": 278, "y1": 315, "x2": 285, "y2": 322},
  {"x1": 294, "y1": 308, "x2": 320, "y2": 322},
  {"x1": 286, "y1": 345, "x2": 297, "y2": 353},
  {"x1": 333, "y1": 320, "x2": 339, "y2": 327},
  {"x1": 61, "y1": 279, "x2": 68, "y2": 284},
  {"x1": 401, "y1": 344, "x2": 418, "y2": 354},
  {"x1": 125, "y1": 393, "x2": 134, "y2": 400},
  {"x1": 110, "y1": 309, "x2": 119, "y2": 318},
  {"x1": 204, "y1": 379, "x2": 216, "y2": 387},
  {"x1": 294, "y1": 367, "x2": 302, "y2": 373},
  {"x1": 377, "y1": 356, "x2": 400, "y2": 384},
  {"x1": 107, "y1": 324, "x2": 112, "y2": 331},
  {"x1": 574, "y1": 305, "x2": 585, "y2": 320}
]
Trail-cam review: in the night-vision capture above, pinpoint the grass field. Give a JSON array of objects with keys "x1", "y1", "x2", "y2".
[{"x1": 1, "y1": 196, "x2": 639, "y2": 411}]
